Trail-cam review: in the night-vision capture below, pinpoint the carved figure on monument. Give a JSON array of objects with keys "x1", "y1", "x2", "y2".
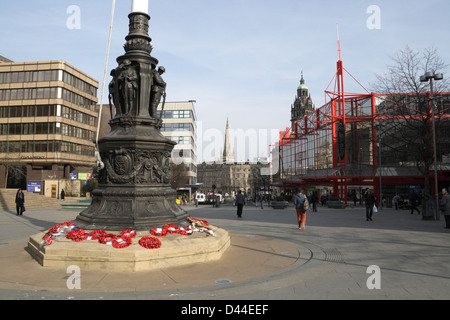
[
  {"x1": 118, "y1": 59, "x2": 139, "y2": 116},
  {"x1": 108, "y1": 69, "x2": 118, "y2": 118},
  {"x1": 161, "y1": 151, "x2": 171, "y2": 183},
  {"x1": 74, "y1": 4, "x2": 189, "y2": 231},
  {"x1": 152, "y1": 156, "x2": 164, "y2": 183},
  {"x1": 149, "y1": 66, "x2": 166, "y2": 118}
]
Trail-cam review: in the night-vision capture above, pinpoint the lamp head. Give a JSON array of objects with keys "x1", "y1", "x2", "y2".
[
  {"x1": 425, "y1": 71, "x2": 435, "y2": 79},
  {"x1": 420, "y1": 75, "x2": 428, "y2": 83}
]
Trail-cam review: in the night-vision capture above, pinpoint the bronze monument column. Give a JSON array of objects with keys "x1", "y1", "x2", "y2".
[{"x1": 75, "y1": 2, "x2": 188, "y2": 230}]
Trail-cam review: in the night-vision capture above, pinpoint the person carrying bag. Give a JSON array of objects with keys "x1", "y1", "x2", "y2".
[
  {"x1": 364, "y1": 188, "x2": 375, "y2": 221},
  {"x1": 293, "y1": 189, "x2": 308, "y2": 230}
]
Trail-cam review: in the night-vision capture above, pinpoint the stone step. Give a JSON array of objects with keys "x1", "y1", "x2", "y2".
[{"x1": 0, "y1": 188, "x2": 63, "y2": 211}]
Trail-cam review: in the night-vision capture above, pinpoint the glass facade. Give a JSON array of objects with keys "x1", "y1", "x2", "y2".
[
  {"x1": 157, "y1": 102, "x2": 198, "y2": 188},
  {"x1": 157, "y1": 110, "x2": 192, "y2": 119},
  {"x1": 0, "y1": 69, "x2": 97, "y2": 97},
  {"x1": 0, "y1": 60, "x2": 99, "y2": 189},
  {"x1": 0, "y1": 140, "x2": 94, "y2": 156},
  {"x1": 276, "y1": 92, "x2": 450, "y2": 204}
]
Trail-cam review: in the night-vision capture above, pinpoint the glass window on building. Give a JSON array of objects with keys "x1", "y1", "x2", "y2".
[
  {"x1": 172, "y1": 136, "x2": 194, "y2": 145},
  {"x1": 8, "y1": 141, "x2": 21, "y2": 153},
  {"x1": 0, "y1": 70, "x2": 58, "y2": 84},
  {"x1": 0, "y1": 141, "x2": 7, "y2": 152},
  {"x1": 172, "y1": 110, "x2": 191, "y2": 118},
  {"x1": 161, "y1": 123, "x2": 171, "y2": 131},
  {"x1": 22, "y1": 123, "x2": 34, "y2": 135},
  {"x1": 157, "y1": 110, "x2": 172, "y2": 118}
]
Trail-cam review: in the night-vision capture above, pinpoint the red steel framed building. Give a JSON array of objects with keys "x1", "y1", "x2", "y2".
[{"x1": 272, "y1": 52, "x2": 450, "y2": 208}]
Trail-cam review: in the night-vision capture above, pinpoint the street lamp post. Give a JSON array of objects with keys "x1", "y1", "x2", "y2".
[
  {"x1": 131, "y1": 0, "x2": 148, "y2": 14},
  {"x1": 378, "y1": 131, "x2": 382, "y2": 210},
  {"x1": 420, "y1": 71, "x2": 444, "y2": 221},
  {"x1": 375, "y1": 122, "x2": 383, "y2": 210}
]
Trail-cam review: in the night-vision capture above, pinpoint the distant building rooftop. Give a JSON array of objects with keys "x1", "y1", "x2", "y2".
[{"x1": 0, "y1": 55, "x2": 13, "y2": 64}]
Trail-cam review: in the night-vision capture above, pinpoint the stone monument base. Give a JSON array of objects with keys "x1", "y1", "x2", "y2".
[{"x1": 27, "y1": 227, "x2": 230, "y2": 272}]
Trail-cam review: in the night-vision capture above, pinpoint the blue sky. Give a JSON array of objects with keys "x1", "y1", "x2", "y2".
[{"x1": 1, "y1": 0, "x2": 450, "y2": 161}]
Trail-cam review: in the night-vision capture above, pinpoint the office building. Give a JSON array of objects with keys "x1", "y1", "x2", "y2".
[
  {"x1": 157, "y1": 101, "x2": 198, "y2": 197},
  {"x1": 0, "y1": 59, "x2": 99, "y2": 196}
]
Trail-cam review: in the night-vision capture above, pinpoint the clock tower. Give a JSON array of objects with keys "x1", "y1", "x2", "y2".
[{"x1": 291, "y1": 72, "x2": 314, "y2": 128}]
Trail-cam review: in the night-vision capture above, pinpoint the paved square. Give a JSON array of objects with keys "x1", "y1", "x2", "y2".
[{"x1": 0, "y1": 202, "x2": 449, "y2": 300}]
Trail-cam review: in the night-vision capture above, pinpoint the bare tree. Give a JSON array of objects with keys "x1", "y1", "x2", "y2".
[
  {"x1": 372, "y1": 46, "x2": 450, "y2": 199},
  {"x1": 374, "y1": 46, "x2": 449, "y2": 94},
  {"x1": 5, "y1": 165, "x2": 27, "y2": 189},
  {"x1": 170, "y1": 162, "x2": 189, "y2": 190}
]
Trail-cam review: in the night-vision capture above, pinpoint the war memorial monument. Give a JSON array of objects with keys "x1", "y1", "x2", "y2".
[{"x1": 27, "y1": 0, "x2": 230, "y2": 271}]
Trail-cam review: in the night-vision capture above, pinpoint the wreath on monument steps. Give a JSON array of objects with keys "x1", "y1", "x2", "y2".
[{"x1": 40, "y1": 217, "x2": 214, "y2": 249}]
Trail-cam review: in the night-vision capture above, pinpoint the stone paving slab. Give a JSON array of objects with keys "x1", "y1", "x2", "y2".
[
  {"x1": 0, "y1": 203, "x2": 449, "y2": 301},
  {"x1": 0, "y1": 215, "x2": 301, "y2": 294}
]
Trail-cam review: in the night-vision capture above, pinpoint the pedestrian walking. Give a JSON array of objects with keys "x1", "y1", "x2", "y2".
[
  {"x1": 311, "y1": 191, "x2": 318, "y2": 212},
  {"x1": 236, "y1": 190, "x2": 245, "y2": 218},
  {"x1": 409, "y1": 189, "x2": 421, "y2": 215},
  {"x1": 392, "y1": 194, "x2": 401, "y2": 210},
  {"x1": 364, "y1": 188, "x2": 375, "y2": 221},
  {"x1": 260, "y1": 194, "x2": 264, "y2": 209},
  {"x1": 60, "y1": 189, "x2": 65, "y2": 201},
  {"x1": 439, "y1": 188, "x2": 450, "y2": 229},
  {"x1": 15, "y1": 189, "x2": 25, "y2": 216},
  {"x1": 293, "y1": 189, "x2": 308, "y2": 230}
]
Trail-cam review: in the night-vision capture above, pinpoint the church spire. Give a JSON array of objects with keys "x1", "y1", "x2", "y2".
[{"x1": 222, "y1": 118, "x2": 235, "y2": 163}]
